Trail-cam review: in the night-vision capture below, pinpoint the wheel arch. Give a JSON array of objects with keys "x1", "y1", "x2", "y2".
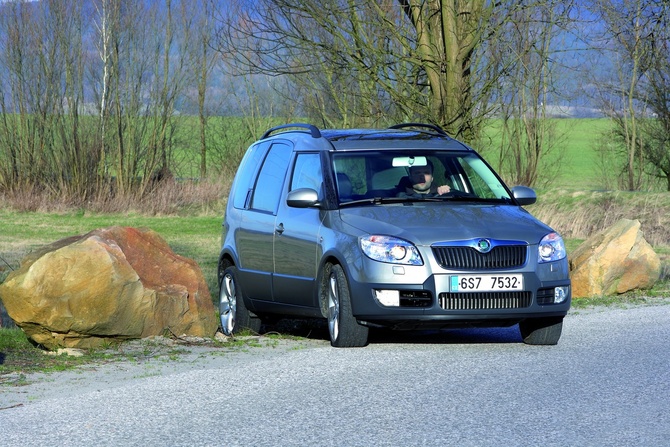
[
  {"x1": 217, "y1": 250, "x2": 238, "y2": 285},
  {"x1": 317, "y1": 253, "x2": 348, "y2": 318}
]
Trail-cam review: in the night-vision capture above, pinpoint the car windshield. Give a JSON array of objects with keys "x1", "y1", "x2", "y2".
[{"x1": 332, "y1": 151, "x2": 512, "y2": 205}]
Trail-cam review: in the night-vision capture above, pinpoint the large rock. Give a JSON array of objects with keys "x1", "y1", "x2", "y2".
[
  {"x1": 0, "y1": 226, "x2": 218, "y2": 349},
  {"x1": 569, "y1": 219, "x2": 660, "y2": 298}
]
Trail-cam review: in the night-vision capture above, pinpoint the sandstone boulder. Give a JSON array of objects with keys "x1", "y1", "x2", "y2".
[
  {"x1": 0, "y1": 226, "x2": 218, "y2": 349},
  {"x1": 569, "y1": 219, "x2": 660, "y2": 298}
]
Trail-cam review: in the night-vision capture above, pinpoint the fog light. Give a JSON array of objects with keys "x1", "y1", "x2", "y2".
[
  {"x1": 554, "y1": 286, "x2": 569, "y2": 304},
  {"x1": 375, "y1": 289, "x2": 400, "y2": 307}
]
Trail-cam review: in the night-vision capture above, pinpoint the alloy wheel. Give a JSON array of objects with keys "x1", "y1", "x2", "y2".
[
  {"x1": 327, "y1": 272, "x2": 340, "y2": 342},
  {"x1": 219, "y1": 273, "x2": 237, "y2": 335}
]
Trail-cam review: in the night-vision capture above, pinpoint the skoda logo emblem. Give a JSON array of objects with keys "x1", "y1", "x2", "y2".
[{"x1": 476, "y1": 239, "x2": 492, "y2": 253}]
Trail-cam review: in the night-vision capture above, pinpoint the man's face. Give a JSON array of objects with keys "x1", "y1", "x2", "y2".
[{"x1": 409, "y1": 166, "x2": 433, "y2": 192}]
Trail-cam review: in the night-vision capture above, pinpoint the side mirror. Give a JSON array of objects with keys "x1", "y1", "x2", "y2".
[
  {"x1": 511, "y1": 186, "x2": 537, "y2": 206},
  {"x1": 287, "y1": 188, "x2": 320, "y2": 208}
]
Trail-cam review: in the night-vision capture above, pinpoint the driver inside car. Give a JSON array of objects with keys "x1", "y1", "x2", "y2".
[{"x1": 398, "y1": 161, "x2": 451, "y2": 198}]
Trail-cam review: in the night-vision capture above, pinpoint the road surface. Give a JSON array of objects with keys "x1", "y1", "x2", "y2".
[{"x1": 1, "y1": 303, "x2": 669, "y2": 446}]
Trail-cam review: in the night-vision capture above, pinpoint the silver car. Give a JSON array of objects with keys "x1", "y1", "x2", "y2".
[{"x1": 218, "y1": 123, "x2": 571, "y2": 347}]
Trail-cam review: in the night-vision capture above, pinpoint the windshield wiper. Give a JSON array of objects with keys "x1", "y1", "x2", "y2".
[
  {"x1": 429, "y1": 195, "x2": 511, "y2": 204},
  {"x1": 339, "y1": 195, "x2": 512, "y2": 207},
  {"x1": 338, "y1": 196, "x2": 415, "y2": 207}
]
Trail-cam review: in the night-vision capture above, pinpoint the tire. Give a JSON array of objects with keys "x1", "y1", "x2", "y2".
[
  {"x1": 219, "y1": 266, "x2": 261, "y2": 335},
  {"x1": 519, "y1": 316, "x2": 563, "y2": 345},
  {"x1": 326, "y1": 263, "x2": 368, "y2": 348}
]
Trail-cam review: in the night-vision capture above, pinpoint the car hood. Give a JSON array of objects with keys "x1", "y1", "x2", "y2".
[{"x1": 338, "y1": 203, "x2": 554, "y2": 246}]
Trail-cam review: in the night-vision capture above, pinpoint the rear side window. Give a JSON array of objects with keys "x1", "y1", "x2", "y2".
[
  {"x1": 250, "y1": 142, "x2": 292, "y2": 213},
  {"x1": 232, "y1": 142, "x2": 269, "y2": 209}
]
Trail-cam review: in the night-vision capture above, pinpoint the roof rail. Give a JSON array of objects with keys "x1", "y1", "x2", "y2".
[
  {"x1": 388, "y1": 123, "x2": 448, "y2": 136},
  {"x1": 261, "y1": 123, "x2": 321, "y2": 140}
]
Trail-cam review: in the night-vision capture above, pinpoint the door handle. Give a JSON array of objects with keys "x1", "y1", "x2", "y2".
[{"x1": 275, "y1": 223, "x2": 285, "y2": 234}]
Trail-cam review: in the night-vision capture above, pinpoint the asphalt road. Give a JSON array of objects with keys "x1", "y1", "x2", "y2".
[{"x1": 1, "y1": 303, "x2": 669, "y2": 447}]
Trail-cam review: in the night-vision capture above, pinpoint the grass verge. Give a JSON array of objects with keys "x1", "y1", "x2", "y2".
[
  {"x1": 0, "y1": 327, "x2": 302, "y2": 386},
  {"x1": 0, "y1": 328, "x2": 212, "y2": 380}
]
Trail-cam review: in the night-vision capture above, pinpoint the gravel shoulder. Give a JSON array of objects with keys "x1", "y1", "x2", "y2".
[{"x1": 0, "y1": 334, "x2": 328, "y2": 410}]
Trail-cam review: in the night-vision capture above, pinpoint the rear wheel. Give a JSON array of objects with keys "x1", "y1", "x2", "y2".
[
  {"x1": 519, "y1": 317, "x2": 563, "y2": 345},
  {"x1": 326, "y1": 263, "x2": 368, "y2": 348},
  {"x1": 219, "y1": 266, "x2": 261, "y2": 335}
]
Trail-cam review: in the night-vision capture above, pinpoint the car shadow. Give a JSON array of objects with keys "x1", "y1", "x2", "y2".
[
  {"x1": 261, "y1": 318, "x2": 523, "y2": 345},
  {"x1": 368, "y1": 326, "x2": 523, "y2": 345},
  {"x1": 261, "y1": 318, "x2": 330, "y2": 341}
]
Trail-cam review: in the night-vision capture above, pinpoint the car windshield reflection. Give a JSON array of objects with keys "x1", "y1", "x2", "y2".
[{"x1": 333, "y1": 151, "x2": 512, "y2": 204}]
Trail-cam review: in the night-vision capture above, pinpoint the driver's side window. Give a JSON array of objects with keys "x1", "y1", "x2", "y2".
[{"x1": 291, "y1": 153, "x2": 323, "y2": 194}]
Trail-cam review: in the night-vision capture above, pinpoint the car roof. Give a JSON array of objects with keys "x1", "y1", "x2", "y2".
[{"x1": 259, "y1": 123, "x2": 473, "y2": 152}]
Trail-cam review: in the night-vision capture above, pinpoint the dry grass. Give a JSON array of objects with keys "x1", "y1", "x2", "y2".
[
  {"x1": 532, "y1": 189, "x2": 670, "y2": 248},
  {"x1": 0, "y1": 178, "x2": 230, "y2": 217},
  {"x1": 532, "y1": 188, "x2": 670, "y2": 284}
]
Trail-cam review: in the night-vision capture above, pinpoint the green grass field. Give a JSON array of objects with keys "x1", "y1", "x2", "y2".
[
  {"x1": 169, "y1": 117, "x2": 614, "y2": 189},
  {"x1": 549, "y1": 118, "x2": 611, "y2": 190},
  {"x1": 477, "y1": 118, "x2": 614, "y2": 191}
]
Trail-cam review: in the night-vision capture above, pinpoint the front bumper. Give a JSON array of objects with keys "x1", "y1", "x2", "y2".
[{"x1": 346, "y1": 264, "x2": 571, "y2": 330}]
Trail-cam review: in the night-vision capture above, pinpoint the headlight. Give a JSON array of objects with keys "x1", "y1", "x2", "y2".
[
  {"x1": 538, "y1": 232, "x2": 566, "y2": 263},
  {"x1": 360, "y1": 235, "x2": 423, "y2": 265}
]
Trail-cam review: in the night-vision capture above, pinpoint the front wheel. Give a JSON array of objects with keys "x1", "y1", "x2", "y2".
[
  {"x1": 519, "y1": 317, "x2": 563, "y2": 345},
  {"x1": 219, "y1": 266, "x2": 261, "y2": 335},
  {"x1": 326, "y1": 263, "x2": 368, "y2": 348}
]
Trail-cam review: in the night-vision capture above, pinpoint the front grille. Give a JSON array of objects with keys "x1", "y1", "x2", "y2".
[
  {"x1": 439, "y1": 291, "x2": 532, "y2": 310},
  {"x1": 432, "y1": 245, "x2": 527, "y2": 270}
]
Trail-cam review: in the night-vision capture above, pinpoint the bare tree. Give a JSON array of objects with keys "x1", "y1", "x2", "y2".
[
  {"x1": 637, "y1": 2, "x2": 670, "y2": 190},
  {"x1": 0, "y1": 0, "x2": 99, "y2": 199},
  {"x1": 185, "y1": 0, "x2": 219, "y2": 180},
  {"x1": 93, "y1": 0, "x2": 193, "y2": 197},
  {"x1": 398, "y1": 0, "x2": 494, "y2": 140},
  {"x1": 0, "y1": 0, "x2": 225, "y2": 208},
  {"x1": 91, "y1": 0, "x2": 119, "y2": 188},
  {"x1": 486, "y1": 2, "x2": 573, "y2": 187},
  {"x1": 215, "y1": 1, "x2": 569, "y2": 144},
  {"x1": 0, "y1": 1, "x2": 38, "y2": 191},
  {"x1": 586, "y1": 0, "x2": 666, "y2": 191},
  {"x1": 216, "y1": 1, "x2": 401, "y2": 129},
  {"x1": 51, "y1": 0, "x2": 100, "y2": 199}
]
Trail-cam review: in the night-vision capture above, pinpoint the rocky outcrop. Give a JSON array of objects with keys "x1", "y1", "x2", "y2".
[
  {"x1": 569, "y1": 219, "x2": 660, "y2": 298},
  {"x1": 0, "y1": 226, "x2": 218, "y2": 350}
]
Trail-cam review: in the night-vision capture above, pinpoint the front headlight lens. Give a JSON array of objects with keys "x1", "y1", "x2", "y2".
[
  {"x1": 538, "y1": 232, "x2": 566, "y2": 263},
  {"x1": 360, "y1": 235, "x2": 423, "y2": 265}
]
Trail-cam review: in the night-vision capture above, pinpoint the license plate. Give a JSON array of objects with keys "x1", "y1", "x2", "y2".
[{"x1": 450, "y1": 274, "x2": 523, "y2": 292}]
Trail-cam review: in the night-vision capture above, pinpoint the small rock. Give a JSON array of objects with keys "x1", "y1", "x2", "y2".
[
  {"x1": 44, "y1": 348, "x2": 86, "y2": 357},
  {"x1": 215, "y1": 332, "x2": 229, "y2": 342}
]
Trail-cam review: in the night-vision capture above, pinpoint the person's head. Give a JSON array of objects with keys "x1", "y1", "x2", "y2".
[{"x1": 409, "y1": 161, "x2": 434, "y2": 192}]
